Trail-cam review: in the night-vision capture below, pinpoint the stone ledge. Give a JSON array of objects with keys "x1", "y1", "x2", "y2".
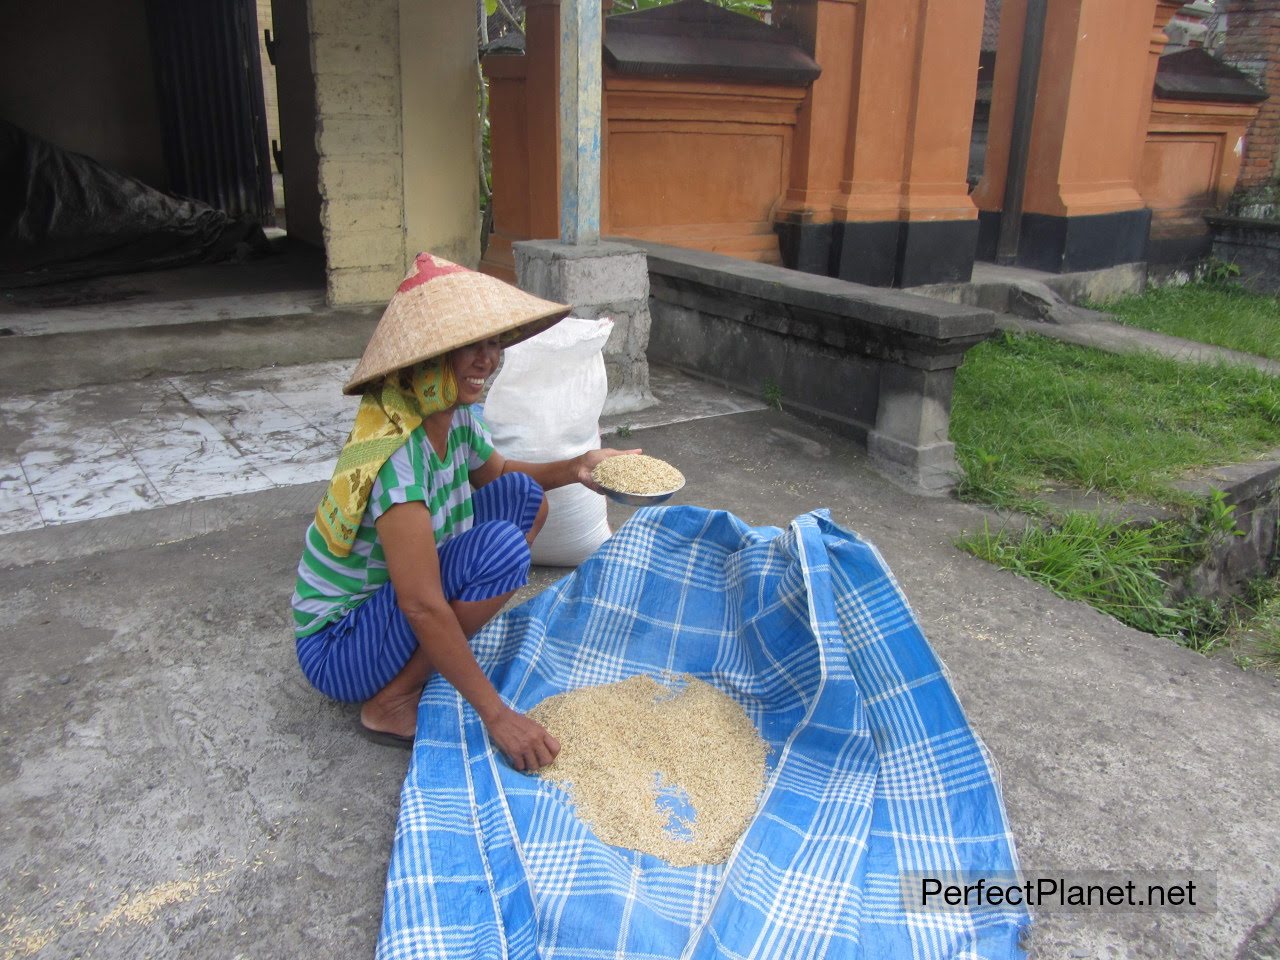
[
  {"x1": 635, "y1": 240, "x2": 993, "y2": 343},
  {"x1": 641, "y1": 241, "x2": 996, "y2": 495}
]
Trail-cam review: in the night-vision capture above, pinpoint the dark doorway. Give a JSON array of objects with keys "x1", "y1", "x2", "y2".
[{"x1": 145, "y1": 0, "x2": 275, "y2": 225}]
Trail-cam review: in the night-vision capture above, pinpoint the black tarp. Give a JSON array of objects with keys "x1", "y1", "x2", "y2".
[{"x1": 0, "y1": 121, "x2": 267, "y2": 288}]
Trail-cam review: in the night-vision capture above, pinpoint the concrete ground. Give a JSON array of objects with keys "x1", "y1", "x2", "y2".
[
  {"x1": 2, "y1": 258, "x2": 1280, "y2": 959},
  {"x1": 3, "y1": 404, "x2": 1279, "y2": 959}
]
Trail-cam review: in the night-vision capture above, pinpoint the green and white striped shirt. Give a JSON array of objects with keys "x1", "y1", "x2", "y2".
[{"x1": 291, "y1": 406, "x2": 495, "y2": 638}]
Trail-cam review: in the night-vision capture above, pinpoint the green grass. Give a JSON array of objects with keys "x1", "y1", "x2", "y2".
[
  {"x1": 1097, "y1": 282, "x2": 1280, "y2": 361},
  {"x1": 952, "y1": 328, "x2": 1280, "y2": 655},
  {"x1": 951, "y1": 331, "x2": 1280, "y2": 510},
  {"x1": 954, "y1": 512, "x2": 1251, "y2": 649},
  {"x1": 956, "y1": 514, "x2": 1182, "y2": 636},
  {"x1": 1223, "y1": 579, "x2": 1280, "y2": 675}
]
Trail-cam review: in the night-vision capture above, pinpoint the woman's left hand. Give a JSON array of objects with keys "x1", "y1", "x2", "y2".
[{"x1": 576, "y1": 448, "x2": 641, "y2": 492}]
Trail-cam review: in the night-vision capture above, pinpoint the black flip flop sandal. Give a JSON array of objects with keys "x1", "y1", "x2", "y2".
[{"x1": 355, "y1": 718, "x2": 415, "y2": 749}]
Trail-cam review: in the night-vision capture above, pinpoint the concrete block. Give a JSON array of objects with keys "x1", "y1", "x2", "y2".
[
  {"x1": 310, "y1": 0, "x2": 398, "y2": 38},
  {"x1": 625, "y1": 306, "x2": 651, "y2": 358},
  {"x1": 514, "y1": 254, "x2": 553, "y2": 300},
  {"x1": 328, "y1": 266, "x2": 405, "y2": 307},
  {"x1": 316, "y1": 116, "x2": 400, "y2": 157},
  {"x1": 555, "y1": 252, "x2": 650, "y2": 305},
  {"x1": 515, "y1": 240, "x2": 650, "y2": 304},
  {"x1": 318, "y1": 158, "x2": 400, "y2": 200},
  {"x1": 314, "y1": 76, "x2": 398, "y2": 117},
  {"x1": 603, "y1": 313, "x2": 629, "y2": 357},
  {"x1": 324, "y1": 228, "x2": 404, "y2": 271},
  {"x1": 866, "y1": 433, "x2": 958, "y2": 496},
  {"x1": 873, "y1": 364, "x2": 957, "y2": 448},
  {"x1": 311, "y1": 37, "x2": 398, "y2": 77},
  {"x1": 322, "y1": 197, "x2": 403, "y2": 235},
  {"x1": 602, "y1": 361, "x2": 655, "y2": 417},
  {"x1": 514, "y1": 240, "x2": 655, "y2": 413}
]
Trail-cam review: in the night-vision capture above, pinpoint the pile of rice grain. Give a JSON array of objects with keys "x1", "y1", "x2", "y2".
[
  {"x1": 529, "y1": 674, "x2": 767, "y2": 867},
  {"x1": 592, "y1": 454, "x2": 684, "y2": 495}
]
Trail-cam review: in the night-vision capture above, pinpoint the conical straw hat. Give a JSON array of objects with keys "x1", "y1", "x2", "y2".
[{"x1": 343, "y1": 252, "x2": 571, "y2": 394}]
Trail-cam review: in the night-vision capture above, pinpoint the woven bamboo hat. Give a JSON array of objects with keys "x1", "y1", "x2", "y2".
[{"x1": 343, "y1": 252, "x2": 571, "y2": 394}]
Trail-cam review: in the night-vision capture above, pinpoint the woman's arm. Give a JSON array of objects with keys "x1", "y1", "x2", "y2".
[
  {"x1": 376, "y1": 501, "x2": 560, "y2": 771},
  {"x1": 470, "y1": 447, "x2": 642, "y2": 493}
]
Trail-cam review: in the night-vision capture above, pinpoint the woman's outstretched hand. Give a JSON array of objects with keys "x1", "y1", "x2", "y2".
[
  {"x1": 485, "y1": 705, "x2": 561, "y2": 772},
  {"x1": 576, "y1": 448, "x2": 642, "y2": 493}
]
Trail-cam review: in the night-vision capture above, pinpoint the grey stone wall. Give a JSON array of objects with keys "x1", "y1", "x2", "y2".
[
  {"x1": 1171, "y1": 458, "x2": 1280, "y2": 604},
  {"x1": 636, "y1": 241, "x2": 995, "y2": 495},
  {"x1": 1209, "y1": 216, "x2": 1280, "y2": 294}
]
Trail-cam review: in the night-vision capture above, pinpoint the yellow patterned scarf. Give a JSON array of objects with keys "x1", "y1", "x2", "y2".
[{"x1": 314, "y1": 359, "x2": 458, "y2": 556}]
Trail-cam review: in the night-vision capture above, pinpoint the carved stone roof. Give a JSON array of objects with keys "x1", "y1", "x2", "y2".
[
  {"x1": 604, "y1": 0, "x2": 821, "y2": 87},
  {"x1": 1155, "y1": 48, "x2": 1267, "y2": 103}
]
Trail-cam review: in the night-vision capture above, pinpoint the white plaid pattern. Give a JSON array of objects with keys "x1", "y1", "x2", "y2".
[{"x1": 377, "y1": 508, "x2": 1028, "y2": 959}]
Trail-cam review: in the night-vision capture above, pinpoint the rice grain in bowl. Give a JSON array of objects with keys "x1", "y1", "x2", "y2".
[{"x1": 592, "y1": 454, "x2": 684, "y2": 497}]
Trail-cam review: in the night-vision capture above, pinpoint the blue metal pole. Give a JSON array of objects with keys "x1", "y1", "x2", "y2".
[{"x1": 559, "y1": 0, "x2": 602, "y2": 244}]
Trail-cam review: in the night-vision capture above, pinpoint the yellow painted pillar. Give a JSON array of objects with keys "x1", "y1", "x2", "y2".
[{"x1": 401, "y1": 0, "x2": 481, "y2": 270}]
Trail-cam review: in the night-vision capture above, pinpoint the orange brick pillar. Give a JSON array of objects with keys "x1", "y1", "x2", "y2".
[
  {"x1": 1224, "y1": 0, "x2": 1280, "y2": 188},
  {"x1": 772, "y1": 0, "x2": 862, "y2": 275},
  {"x1": 1136, "y1": 0, "x2": 1184, "y2": 186},
  {"x1": 824, "y1": 0, "x2": 985, "y2": 287},
  {"x1": 974, "y1": 0, "x2": 1157, "y2": 272},
  {"x1": 480, "y1": 0, "x2": 561, "y2": 281}
]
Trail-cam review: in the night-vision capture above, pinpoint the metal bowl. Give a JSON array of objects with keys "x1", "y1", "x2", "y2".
[{"x1": 599, "y1": 477, "x2": 686, "y2": 507}]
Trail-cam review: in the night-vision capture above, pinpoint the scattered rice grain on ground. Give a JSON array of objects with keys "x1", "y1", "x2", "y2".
[
  {"x1": 529, "y1": 675, "x2": 767, "y2": 867},
  {"x1": 592, "y1": 455, "x2": 684, "y2": 495}
]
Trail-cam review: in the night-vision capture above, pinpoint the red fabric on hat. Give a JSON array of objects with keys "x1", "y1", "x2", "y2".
[{"x1": 398, "y1": 253, "x2": 469, "y2": 294}]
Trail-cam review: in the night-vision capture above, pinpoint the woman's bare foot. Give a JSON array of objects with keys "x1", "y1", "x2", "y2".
[{"x1": 360, "y1": 688, "x2": 422, "y2": 739}]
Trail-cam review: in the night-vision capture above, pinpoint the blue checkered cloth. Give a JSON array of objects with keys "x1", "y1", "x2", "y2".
[{"x1": 376, "y1": 507, "x2": 1029, "y2": 960}]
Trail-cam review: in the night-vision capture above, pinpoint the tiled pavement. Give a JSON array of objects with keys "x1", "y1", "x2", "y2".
[
  {"x1": 0, "y1": 362, "x2": 765, "y2": 534},
  {"x1": 0, "y1": 360, "x2": 357, "y2": 533}
]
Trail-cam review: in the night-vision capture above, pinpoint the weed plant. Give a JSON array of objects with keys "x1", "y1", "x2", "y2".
[
  {"x1": 956, "y1": 514, "x2": 1182, "y2": 637},
  {"x1": 1097, "y1": 281, "x2": 1280, "y2": 362},
  {"x1": 1221, "y1": 577, "x2": 1280, "y2": 675},
  {"x1": 955, "y1": 512, "x2": 1250, "y2": 648}
]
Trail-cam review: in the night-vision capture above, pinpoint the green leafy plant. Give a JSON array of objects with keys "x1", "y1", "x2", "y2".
[
  {"x1": 615, "y1": 424, "x2": 633, "y2": 440},
  {"x1": 1194, "y1": 489, "x2": 1245, "y2": 542},
  {"x1": 1197, "y1": 257, "x2": 1242, "y2": 286},
  {"x1": 762, "y1": 378, "x2": 783, "y2": 411},
  {"x1": 1174, "y1": 596, "x2": 1230, "y2": 654}
]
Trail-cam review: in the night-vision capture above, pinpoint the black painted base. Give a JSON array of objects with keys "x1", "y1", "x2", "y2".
[
  {"x1": 828, "y1": 220, "x2": 978, "y2": 287},
  {"x1": 898, "y1": 219, "x2": 978, "y2": 286},
  {"x1": 1021, "y1": 209, "x2": 1151, "y2": 273},
  {"x1": 831, "y1": 221, "x2": 901, "y2": 287},
  {"x1": 774, "y1": 221, "x2": 834, "y2": 276},
  {"x1": 976, "y1": 209, "x2": 1151, "y2": 273},
  {"x1": 976, "y1": 210, "x2": 1001, "y2": 262},
  {"x1": 1146, "y1": 231, "x2": 1212, "y2": 271}
]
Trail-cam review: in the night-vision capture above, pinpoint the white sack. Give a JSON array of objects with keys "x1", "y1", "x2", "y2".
[{"x1": 483, "y1": 317, "x2": 613, "y2": 566}]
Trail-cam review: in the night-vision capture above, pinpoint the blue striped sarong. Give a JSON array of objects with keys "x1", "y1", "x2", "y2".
[
  {"x1": 377, "y1": 507, "x2": 1029, "y2": 959},
  {"x1": 297, "y1": 472, "x2": 543, "y2": 703}
]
